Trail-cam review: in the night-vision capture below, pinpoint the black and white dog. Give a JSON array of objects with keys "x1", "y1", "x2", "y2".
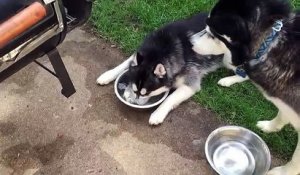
[
  {"x1": 192, "y1": 0, "x2": 300, "y2": 174},
  {"x1": 97, "y1": 13, "x2": 225, "y2": 125}
]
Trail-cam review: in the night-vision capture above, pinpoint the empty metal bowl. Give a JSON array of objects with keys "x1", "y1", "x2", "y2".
[
  {"x1": 205, "y1": 126, "x2": 271, "y2": 175},
  {"x1": 114, "y1": 69, "x2": 169, "y2": 109}
]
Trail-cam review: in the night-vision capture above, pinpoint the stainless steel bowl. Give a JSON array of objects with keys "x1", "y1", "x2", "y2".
[
  {"x1": 205, "y1": 126, "x2": 271, "y2": 175},
  {"x1": 114, "y1": 69, "x2": 169, "y2": 109}
]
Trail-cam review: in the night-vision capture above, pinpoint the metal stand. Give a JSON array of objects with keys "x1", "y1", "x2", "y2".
[
  {"x1": 46, "y1": 48, "x2": 76, "y2": 97},
  {"x1": 0, "y1": 48, "x2": 76, "y2": 98}
]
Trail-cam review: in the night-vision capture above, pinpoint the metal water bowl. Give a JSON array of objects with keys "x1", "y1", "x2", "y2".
[
  {"x1": 205, "y1": 126, "x2": 271, "y2": 175},
  {"x1": 114, "y1": 69, "x2": 169, "y2": 109}
]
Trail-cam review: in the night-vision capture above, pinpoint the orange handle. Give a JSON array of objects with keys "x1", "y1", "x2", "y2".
[{"x1": 0, "y1": 2, "x2": 47, "y2": 48}]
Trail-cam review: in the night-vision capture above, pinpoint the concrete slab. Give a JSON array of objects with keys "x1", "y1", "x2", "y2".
[{"x1": 0, "y1": 27, "x2": 284, "y2": 175}]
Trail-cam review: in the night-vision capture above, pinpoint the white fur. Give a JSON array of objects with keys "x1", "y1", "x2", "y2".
[
  {"x1": 175, "y1": 77, "x2": 186, "y2": 88},
  {"x1": 267, "y1": 134, "x2": 300, "y2": 175},
  {"x1": 123, "y1": 89, "x2": 131, "y2": 100},
  {"x1": 257, "y1": 110, "x2": 289, "y2": 133},
  {"x1": 96, "y1": 54, "x2": 136, "y2": 85},
  {"x1": 258, "y1": 94, "x2": 300, "y2": 175},
  {"x1": 256, "y1": 7, "x2": 261, "y2": 23},
  {"x1": 205, "y1": 26, "x2": 212, "y2": 35},
  {"x1": 132, "y1": 84, "x2": 138, "y2": 92},
  {"x1": 191, "y1": 30, "x2": 226, "y2": 56},
  {"x1": 261, "y1": 95, "x2": 300, "y2": 130},
  {"x1": 192, "y1": 27, "x2": 246, "y2": 87},
  {"x1": 218, "y1": 75, "x2": 249, "y2": 87},
  {"x1": 192, "y1": 27, "x2": 233, "y2": 69},
  {"x1": 222, "y1": 53, "x2": 235, "y2": 70},
  {"x1": 148, "y1": 86, "x2": 169, "y2": 97},
  {"x1": 221, "y1": 34, "x2": 232, "y2": 43},
  {"x1": 149, "y1": 85, "x2": 197, "y2": 125},
  {"x1": 140, "y1": 88, "x2": 147, "y2": 95}
]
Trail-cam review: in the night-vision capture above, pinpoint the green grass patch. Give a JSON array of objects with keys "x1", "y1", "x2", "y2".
[
  {"x1": 194, "y1": 69, "x2": 297, "y2": 158},
  {"x1": 91, "y1": 0, "x2": 300, "y2": 159}
]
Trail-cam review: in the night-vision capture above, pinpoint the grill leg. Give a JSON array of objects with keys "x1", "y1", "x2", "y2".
[{"x1": 47, "y1": 48, "x2": 76, "y2": 98}]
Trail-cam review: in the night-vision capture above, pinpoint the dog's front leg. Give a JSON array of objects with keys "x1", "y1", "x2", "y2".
[
  {"x1": 97, "y1": 54, "x2": 136, "y2": 85},
  {"x1": 149, "y1": 85, "x2": 196, "y2": 125},
  {"x1": 257, "y1": 110, "x2": 289, "y2": 133},
  {"x1": 217, "y1": 75, "x2": 249, "y2": 87}
]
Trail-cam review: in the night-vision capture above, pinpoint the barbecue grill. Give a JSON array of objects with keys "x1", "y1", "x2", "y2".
[{"x1": 0, "y1": 0, "x2": 92, "y2": 97}]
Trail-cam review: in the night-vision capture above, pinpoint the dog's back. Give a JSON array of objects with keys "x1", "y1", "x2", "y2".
[{"x1": 139, "y1": 13, "x2": 207, "y2": 54}]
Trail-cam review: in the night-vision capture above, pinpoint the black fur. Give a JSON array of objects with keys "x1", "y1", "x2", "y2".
[
  {"x1": 205, "y1": 1, "x2": 300, "y2": 172},
  {"x1": 207, "y1": 0, "x2": 291, "y2": 66},
  {"x1": 128, "y1": 13, "x2": 222, "y2": 95},
  {"x1": 208, "y1": 0, "x2": 300, "y2": 108}
]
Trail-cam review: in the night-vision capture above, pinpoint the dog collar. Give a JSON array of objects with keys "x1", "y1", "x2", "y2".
[{"x1": 235, "y1": 20, "x2": 283, "y2": 78}]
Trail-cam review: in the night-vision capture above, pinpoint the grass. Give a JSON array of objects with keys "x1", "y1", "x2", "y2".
[{"x1": 91, "y1": 0, "x2": 300, "y2": 159}]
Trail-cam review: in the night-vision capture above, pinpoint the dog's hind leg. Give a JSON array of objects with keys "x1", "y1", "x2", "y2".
[
  {"x1": 97, "y1": 54, "x2": 136, "y2": 85},
  {"x1": 263, "y1": 96, "x2": 300, "y2": 175},
  {"x1": 149, "y1": 85, "x2": 197, "y2": 125},
  {"x1": 267, "y1": 132, "x2": 300, "y2": 175},
  {"x1": 257, "y1": 110, "x2": 289, "y2": 133},
  {"x1": 217, "y1": 75, "x2": 249, "y2": 87}
]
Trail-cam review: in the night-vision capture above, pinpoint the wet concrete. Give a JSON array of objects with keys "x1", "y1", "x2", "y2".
[{"x1": 0, "y1": 27, "x2": 284, "y2": 175}]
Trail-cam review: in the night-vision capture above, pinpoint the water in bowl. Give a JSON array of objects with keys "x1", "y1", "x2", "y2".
[
  {"x1": 213, "y1": 141, "x2": 255, "y2": 175},
  {"x1": 118, "y1": 83, "x2": 149, "y2": 105},
  {"x1": 117, "y1": 81, "x2": 164, "y2": 106}
]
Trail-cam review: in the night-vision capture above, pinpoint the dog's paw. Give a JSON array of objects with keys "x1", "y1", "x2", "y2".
[
  {"x1": 267, "y1": 166, "x2": 285, "y2": 175},
  {"x1": 217, "y1": 77, "x2": 236, "y2": 87},
  {"x1": 149, "y1": 110, "x2": 167, "y2": 125},
  {"x1": 96, "y1": 70, "x2": 115, "y2": 85},
  {"x1": 257, "y1": 120, "x2": 280, "y2": 133},
  {"x1": 267, "y1": 165, "x2": 300, "y2": 175}
]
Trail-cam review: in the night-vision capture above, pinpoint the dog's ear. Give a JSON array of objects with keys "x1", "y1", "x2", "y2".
[
  {"x1": 266, "y1": 0, "x2": 291, "y2": 22},
  {"x1": 154, "y1": 63, "x2": 166, "y2": 78}
]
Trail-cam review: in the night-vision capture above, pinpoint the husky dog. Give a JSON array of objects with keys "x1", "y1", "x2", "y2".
[
  {"x1": 97, "y1": 13, "x2": 224, "y2": 125},
  {"x1": 192, "y1": 0, "x2": 300, "y2": 174}
]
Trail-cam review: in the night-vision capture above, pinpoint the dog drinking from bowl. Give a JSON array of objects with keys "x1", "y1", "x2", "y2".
[{"x1": 97, "y1": 13, "x2": 227, "y2": 125}]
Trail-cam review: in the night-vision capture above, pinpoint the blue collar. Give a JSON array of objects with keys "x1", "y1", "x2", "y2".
[{"x1": 235, "y1": 20, "x2": 283, "y2": 78}]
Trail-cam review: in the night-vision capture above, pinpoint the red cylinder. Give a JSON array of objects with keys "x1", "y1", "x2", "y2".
[{"x1": 0, "y1": 2, "x2": 47, "y2": 48}]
